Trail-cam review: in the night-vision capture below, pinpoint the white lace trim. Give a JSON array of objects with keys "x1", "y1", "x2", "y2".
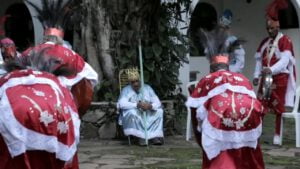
[
  {"x1": 124, "y1": 128, "x2": 164, "y2": 139},
  {"x1": 202, "y1": 132, "x2": 258, "y2": 160},
  {"x1": 201, "y1": 118, "x2": 262, "y2": 143},
  {"x1": 0, "y1": 76, "x2": 80, "y2": 162},
  {"x1": 186, "y1": 83, "x2": 256, "y2": 109},
  {"x1": 58, "y1": 63, "x2": 98, "y2": 88}
]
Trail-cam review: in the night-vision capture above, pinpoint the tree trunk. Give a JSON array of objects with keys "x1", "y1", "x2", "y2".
[
  {"x1": 84, "y1": 0, "x2": 103, "y2": 82},
  {"x1": 95, "y1": 2, "x2": 117, "y2": 87}
]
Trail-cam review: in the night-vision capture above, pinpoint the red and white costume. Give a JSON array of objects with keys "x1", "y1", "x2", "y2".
[
  {"x1": 0, "y1": 69, "x2": 80, "y2": 169},
  {"x1": 254, "y1": 32, "x2": 296, "y2": 135},
  {"x1": 22, "y1": 42, "x2": 98, "y2": 88},
  {"x1": 186, "y1": 70, "x2": 265, "y2": 169}
]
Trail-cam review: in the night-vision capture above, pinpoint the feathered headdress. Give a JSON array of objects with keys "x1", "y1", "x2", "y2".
[
  {"x1": 6, "y1": 47, "x2": 74, "y2": 76},
  {"x1": 196, "y1": 26, "x2": 245, "y2": 64},
  {"x1": 25, "y1": 0, "x2": 74, "y2": 38},
  {"x1": 266, "y1": 0, "x2": 289, "y2": 22},
  {"x1": 197, "y1": 26, "x2": 229, "y2": 64}
]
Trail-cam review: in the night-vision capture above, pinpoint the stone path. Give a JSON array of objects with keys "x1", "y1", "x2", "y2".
[
  {"x1": 78, "y1": 135, "x2": 300, "y2": 169},
  {"x1": 78, "y1": 114, "x2": 300, "y2": 169}
]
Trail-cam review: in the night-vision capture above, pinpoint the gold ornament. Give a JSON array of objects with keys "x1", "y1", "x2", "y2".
[{"x1": 127, "y1": 67, "x2": 140, "y2": 81}]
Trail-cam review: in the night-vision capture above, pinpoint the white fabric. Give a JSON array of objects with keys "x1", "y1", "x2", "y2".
[
  {"x1": 124, "y1": 128, "x2": 164, "y2": 139},
  {"x1": 254, "y1": 33, "x2": 290, "y2": 77},
  {"x1": 225, "y1": 35, "x2": 245, "y2": 73},
  {"x1": 202, "y1": 131, "x2": 258, "y2": 160},
  {"x1": 58, "y1": 63, "x2": 98, "y2": 88},
  {"x1": 186, "y1": 83, "x2": 257, "y2": 109},
  {"x1": 270, "y1": 50, "x2": 290, "y2": 75},
  {"x1": 44, "y1": 41, "x2": 99, "y2": 87},
  {"x1": 118, "y1": 85, "x2": 162, "y2": 111},
  {"x1": 0, "y1": 74, "x2": 80, "y2": 161},
  {"x1": 286, "y1": 52, "x2": 297, "y2": 107},
  {"x1": 229, "y1": 47, "x2": 245, "y2": 73},
  {"x1": 254, "y1": 52, "x2": 263, "y2": 78},
  {"x1": 186, "y1": 82, "x2": 262, "y2": 160},
  {"x1": 267, "y1": 33, "x2": 283, "y2": 67}
]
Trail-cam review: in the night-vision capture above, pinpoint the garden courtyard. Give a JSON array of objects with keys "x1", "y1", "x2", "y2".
[{"x1": 78, "y1": 114, "x2": 300, "y2": 169}]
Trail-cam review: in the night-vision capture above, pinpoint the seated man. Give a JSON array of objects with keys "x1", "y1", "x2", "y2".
[{"x1": 118, "y1": 68, "x2": 164, "y2": 146}]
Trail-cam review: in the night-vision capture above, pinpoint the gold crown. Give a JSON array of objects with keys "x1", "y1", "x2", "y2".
[{"x1": 126, "y1": 67, "x2": 140, "y2": 81}]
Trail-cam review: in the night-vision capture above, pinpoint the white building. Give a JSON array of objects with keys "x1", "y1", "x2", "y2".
[
  {"x1": 178, "y1": 0, "x2": 300, "y2": 95},
  {"x1": 1, "y1": 0, "x2": 300, "y2": 96}
]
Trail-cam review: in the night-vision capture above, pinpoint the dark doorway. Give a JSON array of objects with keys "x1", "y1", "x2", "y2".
[
  {"x1": 279, "y1": 0, "x2": 299, "y2": 29},
  {"x1": 189, "y1": 2, "x2": 218, "y2": 56},
  {"x1": 5, "y1": 3, "x2": 34, "y2": 51}
]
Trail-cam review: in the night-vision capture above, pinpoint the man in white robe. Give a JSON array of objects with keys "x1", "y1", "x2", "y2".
[{"x1": 118, "y1": 68, "x2": 164, "y2": 146}]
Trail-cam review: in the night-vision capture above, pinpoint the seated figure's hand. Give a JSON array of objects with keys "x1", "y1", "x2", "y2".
[
  {"x1": 137, "y1": 102, "x2": 152, "y2": 111},
  {"x1": 143, "y1": 103, "x2": 153, "y2": 111}
]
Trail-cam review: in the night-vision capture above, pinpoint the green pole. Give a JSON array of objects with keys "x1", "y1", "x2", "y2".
[{"x1": 138, "y1": 38, "x2": 148, "y2": 146}]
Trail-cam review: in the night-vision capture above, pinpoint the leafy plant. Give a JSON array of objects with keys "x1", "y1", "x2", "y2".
[{"x1": 72, "y1": 0, "x2": 191, "y2": 101}]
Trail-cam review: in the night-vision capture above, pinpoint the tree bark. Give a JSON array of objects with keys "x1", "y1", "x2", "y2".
[
  {"x1": 95, "y1": 2, "x2": 117, "y2": 86},
  {"x1": 84, "y1": 0, "x2": 103, "y2": 82}
]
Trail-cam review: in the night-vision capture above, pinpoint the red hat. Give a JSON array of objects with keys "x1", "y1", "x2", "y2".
[
  {"x1": 266, "y1": 0, "x2": 289, "y2": 25},
  {"x1": 211, "y1": 55, "x2": 229, "y2": 65},
  {"x1": 0, "y1": 38, "x2": 15, "y2": 45}
]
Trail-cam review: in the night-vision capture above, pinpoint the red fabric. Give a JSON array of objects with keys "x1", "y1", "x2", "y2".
[
  {"x1": 190, "y1": 70, "x2": 265, "y2": 169},
  {"x1": 257, "y1": 35, "x2": 293, "y2": 114},
  {"x1": 0, "y1": 135, "x2": 66, "y2": 169},
  {"x1": 257, "y1": 35, "x2": 295, "y2": 135},
  {"x1": 71, "y1": 78, "x2": 93, "y2": 117},
  {"x1": 191, "y1": 71, "x2": 254, "y2": 98},
  {"x1": 258, "y1": 73, "x2": 289, "y2": 115},
  {"x1": 266, "y1": 0, "x2": 289, "y2": 21},
  {"x1": 63, "y1": 153, "x2": 79, "y2": 169},
  {"x1": 22, "y1": 44, "x2": 85, "y2": 79},
  {"x1": 260, "y1": 36, "x2": 294, "y2": 67},
  {"x1": 201, "y1": 144, "x2": 265, "y2": 169},
  {"x1": 0, "y1": 70, "x2": 79, "y2": 169},
  {"x1": 22, "y1": 43, "x2": 95, "y2": 115}
]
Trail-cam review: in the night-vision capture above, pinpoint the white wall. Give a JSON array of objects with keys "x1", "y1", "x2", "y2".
[
  {"x1": 190, "y1": 57, "x2": 210, "y2": 79},
  {"x1": 180, "y1": 0, "x2": 300, "y2": 94},
  {"x1": 24, "y1": 0, "x2": 44, "y2": 45},
  {"x1": 282, "y1": 29, "x2": 300, "y2": 86}
]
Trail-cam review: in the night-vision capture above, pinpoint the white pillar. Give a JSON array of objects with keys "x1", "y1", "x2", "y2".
[{"x1": 24, "y1": 0, "x2": 44, "y2": 45}]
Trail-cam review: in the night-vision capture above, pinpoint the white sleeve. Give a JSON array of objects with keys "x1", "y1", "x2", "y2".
[
  {"x1": 118, "y1": 89, "x2": 138, "y2": 110},
  {"x1": 148, "y1": 86, "x2": 162, "y2": 111},
  {"x1": 229, "y1": 47, "x2": 245, "y2": 73},
  {"x1": 270, "y1": 51, "x2": 290, "y2": 75},
  {"x1": 118, "y1": 97, "x2": 137, "y2": 110},
  {"x1": 254, "y1": 52, "x2": 262, "y2": 78}
]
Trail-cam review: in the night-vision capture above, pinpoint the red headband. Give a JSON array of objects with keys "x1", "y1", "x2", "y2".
[
  {"x1": 44, "y1": 28, "x2": 64, "y2": 38},
  {"x1": 211, "y1": 55, "x2": 229, "y2": 64}
]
